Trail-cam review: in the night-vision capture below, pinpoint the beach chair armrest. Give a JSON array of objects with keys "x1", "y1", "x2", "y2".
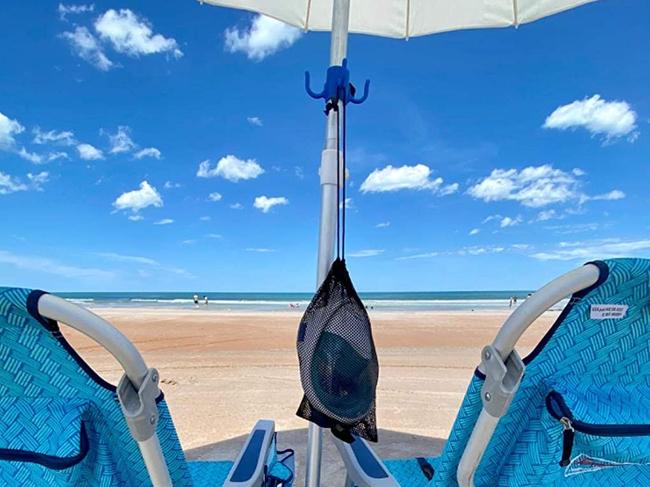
[
  {"x1": 333, "y1": 435, "x2": 399, "y2": 487},
  {"x1": 224, "y1": 420, "x2": 275, "y2": 487}
]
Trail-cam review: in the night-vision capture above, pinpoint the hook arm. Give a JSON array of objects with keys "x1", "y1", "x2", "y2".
[
  {"x1": 305, "y1": 71, "x2": 326, "y2": 99},
  {"x1": 349, "y1": 79, "x2": 370, "y2": 105}
]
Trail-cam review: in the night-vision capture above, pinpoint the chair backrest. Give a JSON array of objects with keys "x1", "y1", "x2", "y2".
[
  {"x1": 431, "y1": 258, "x2": 650, "y2": 486},
  {"x1": 0, "y1": 288, "x2": 192, "y2": 486}
]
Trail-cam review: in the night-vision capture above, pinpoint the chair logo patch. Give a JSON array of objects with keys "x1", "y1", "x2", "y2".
[{"x1": 589, "y1": 304, "x2": 628, "y2": 320}]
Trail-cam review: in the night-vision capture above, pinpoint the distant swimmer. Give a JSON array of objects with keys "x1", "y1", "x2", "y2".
[
  {"x1": 204, "y1": 295, "x2": 209, "y2": 305},
  {"x1": 193, "y1": 294, "x2": 199, "y2": 306}
]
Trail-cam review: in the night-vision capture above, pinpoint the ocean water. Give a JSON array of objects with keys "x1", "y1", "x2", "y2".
[{"x1": 57, "y1": 291, "x2": 550, "y2": 312}]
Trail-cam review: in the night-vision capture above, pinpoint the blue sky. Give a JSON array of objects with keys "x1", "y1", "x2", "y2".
[{"x1": 0, "y1": 0, "x2": 648, "y2": 292}]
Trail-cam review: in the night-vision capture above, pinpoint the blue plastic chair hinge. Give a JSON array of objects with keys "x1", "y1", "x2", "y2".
[{"x1": 305, "y1": 58, "x2": 370, "y2": 112}]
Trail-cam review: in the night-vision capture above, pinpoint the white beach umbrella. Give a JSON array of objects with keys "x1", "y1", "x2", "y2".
[
  {"x1": 199, "y1": 1, "x2": 598, "y2": 485},
  {"x1": 203, "y1": 0, "x2": 596, "y2": 38}
]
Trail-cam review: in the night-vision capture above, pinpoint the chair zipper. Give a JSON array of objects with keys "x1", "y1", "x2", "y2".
[{"x1": 546, "y1": 390, "x2": 650, "y2": 467}]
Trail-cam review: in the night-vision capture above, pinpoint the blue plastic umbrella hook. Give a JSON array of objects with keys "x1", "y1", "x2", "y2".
[{"x1": 305, "y1": 59, "x2": 370, "y2": 107}]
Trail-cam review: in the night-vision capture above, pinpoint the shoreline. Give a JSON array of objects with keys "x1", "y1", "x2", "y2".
[{"x1": 83, "y1": 306, "x2": 540, "y2": 317}]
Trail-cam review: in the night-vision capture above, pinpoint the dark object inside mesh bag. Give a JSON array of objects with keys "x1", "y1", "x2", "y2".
[{"x1": 296, "y1": 258, "x2": 378, "y2": 442}]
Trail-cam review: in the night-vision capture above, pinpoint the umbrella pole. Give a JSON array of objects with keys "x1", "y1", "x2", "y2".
[{"x1": 306, "y1": 0, "x2": 350, "y2": 486}]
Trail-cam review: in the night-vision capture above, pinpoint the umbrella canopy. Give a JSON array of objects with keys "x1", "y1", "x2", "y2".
[{"x1": 201, "y1": 0, "x2": 595, "y2": 38}]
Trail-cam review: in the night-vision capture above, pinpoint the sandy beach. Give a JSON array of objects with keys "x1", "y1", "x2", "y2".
[{"x1": 63, "y1": 308, "x2": 557, "y2": 485}]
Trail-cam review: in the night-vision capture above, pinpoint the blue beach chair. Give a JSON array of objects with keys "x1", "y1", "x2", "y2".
[
  {"x1": 0, "y1": 288, "x2": 293, "y2": 486},
  {"x1": 336, "y1": 258, "x2": 650, "y2": 486}
]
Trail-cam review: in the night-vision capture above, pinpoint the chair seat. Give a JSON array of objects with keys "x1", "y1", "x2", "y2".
[
  {"x1": 384, "y1": 456, "x2": 440, "y2": 487},
  {"x1": 187, "y1": 460, "x2": 234, "y2": 487}
]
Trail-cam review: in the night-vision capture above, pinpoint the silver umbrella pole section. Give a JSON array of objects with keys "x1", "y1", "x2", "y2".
[{"x1": 307, "y1": 0, "x2": 351, "y2": 485}]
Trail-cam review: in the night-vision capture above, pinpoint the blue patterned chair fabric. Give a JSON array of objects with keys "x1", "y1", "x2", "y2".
[
  {"x1": 383, "y1": 258, "x2": 650, "y2": 486},
  {"x1": 0, "y1": 287, "x2": 233, "y2": 485}
]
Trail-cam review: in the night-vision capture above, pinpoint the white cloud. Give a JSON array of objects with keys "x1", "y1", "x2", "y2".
[
  {"x1": 17, "y1": 147, "x2": 43, "y2": 164},
  {"x1": 544, "y1": 222, "x2": 601, "y2": 235},
  {"x1": 47, "y1": 152, "x2": 69, "y2": 162},
  {"x1": 536, "y1": 209, "x2": 558, "y2": 222},
  {"x1": 0, "y1": 249, "x2": 114, "y2": 280},
  {"x1": 482, "y1": 214, "x2": 502, "y2": 224},
  {"x1": 95, "y1": 251, "x2": 193, "y2": 278},
  {"x1": 27, "y1": 172, "x2": 49, "y2": 191},
  {"x1": 532, "y1": 239, "x2": 650, "y2": 261},
  {"x1": 61, "y1": 26, "x2": 114, "y2": 71},
  {"x1": 107, "y1": 126, "x2": 135, "y2": 154},
  {"x1": 18, "y1": 148, "x2": 66, "y2": 165},
  {"x1": 245, "y1": 248, "x2": 275, "y2": 253},
  {"x1": 440, "y1": 183, "x2": 460, "y2": 196},
  {"x1": 154, "y1": 218, "x2": 173, "y2": 225},
  {"x1": 96, "y1": 252, "x2": 157, "y2": 265},
  {"x1": 461, "y1": 246, "x2": 505, "y2": 256},
  {"x1": 398, "y1": 245, "x2": 506, "y2": 261},
  {"x1": 58, "y1": 3, "x2": 95, "y2": 21},
  {"x1": 134, "y1": 147, "x2": 161, "y2": 159},
  {"x1": 468, "y1": 165, "x2": 580, "y2": 208},
  {"x1": 0, "y1": 171, "x2": 49, "y2": 194},
  {"x1": 181, "y1": 239, "x2": 196, "y2": 245},
  {"x1": 0, "y1": 111, "x2": 24, "y2": 149},
  {"x1": 128, "y1": 214, "x2": 144, "y2": 221},
  {"x1": 77, "y1": 143, "x2": 104, "y2": 160},
  {"x1": 253, "y1": 195, "x2": 288, "y2": 213},
  {"x1": 360, "y1": 164, "x2": 457, "y2": 195},
  {"x1": 397, "y1": 252, "x2": 440, "y2": 261},
  {"x1": 206, "y1": 233, "x2": 222, "y2": 239},
  {"x1": 164, "y1": 181, "x2": 181, "y2": 189},
  {"x1": 0, "y1": 172, "x2": 28, "y2": 195},
  {"x1": 247, "y1": 116, "x2": 263, "y2": 126},
  {"x1": 471, "y1": 166, "x2": 625, "y2": 211},
  {"x1": 376, "y1": 222, "x2": 391, "y2": 228},
  {"x1": 500, "y1": 216, "x2": 522, "y2": 228},
  {"x1": 95, "y1": 9, "x2": 183, "y2": 59},
  {"x1": 32, "y1": 127, "x2": 76, "y2": 146},
  {"x1": 339, "y1": 197, "x2": 354, "y2": 210},
  {"x1": 225, "y1": 15, "x2": 302, "y2": 61},
  {"x1": 113, "y1": 180, "x2": 163, "y2": 214},
  {"x1": 511, "y1": 244, "x2": 531, "y2": 251},
  {"x1": 199, "y1": 216, "x2": 211, "y2": 221},
  {"x1": 197, "y1": 155, "x2": 264, "y2": 182},
  {"x1": 590, "y1": 190, "x2": 626, "y2": 201},
  {"x1": 469, "y1": 228, "x2": 480, "y2": 236},
  {"x1": 230, "y1": 203, "x2": 243, "y2": 210},
  {"x1": 348, "y1": 249, "x2": 384, "y2": 258},
  {"x1": 208, "y1": 192, "x2": 223, "y2": 202},
  {"x1": 544, "y1": 95, "x2": 638, "y2": 142}
]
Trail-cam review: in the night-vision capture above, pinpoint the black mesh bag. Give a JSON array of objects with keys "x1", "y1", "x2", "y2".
[{"x1": 296, "y1": 257, "x2": 379, "y2": 442}]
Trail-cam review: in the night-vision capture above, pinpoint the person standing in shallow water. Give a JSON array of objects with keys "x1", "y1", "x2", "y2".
[
  {"x1": 193, "y1": 294, "x2": 199, "y2": 306},
  {"x1": 204, "y1": 295, "x2": 209, "y2": 306}
]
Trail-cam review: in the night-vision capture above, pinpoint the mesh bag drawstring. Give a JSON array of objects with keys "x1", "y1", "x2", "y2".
[{"x1": 296, "y1": 98, "x2": 379, "y2": 442}]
